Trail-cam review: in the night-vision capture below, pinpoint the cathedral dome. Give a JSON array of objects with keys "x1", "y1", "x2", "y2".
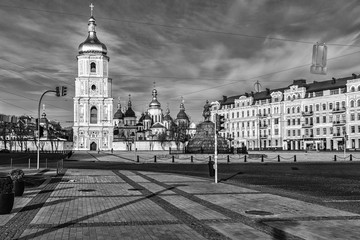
[
  {"x1": 78, "y1": 16, "x2": 107, "y2": 55},
  {"x1": 114, "y1": 108, "x2": 124, "y2": 119},
  {"x1": 176, "y1": 110, "x2": 189, "y2": 121},
  {"x1": 149, "y1": 89, "x2": 161, "y2": 108},
  {"x1": 125, "y1": 108, "x2": 136, "y2": 118}
]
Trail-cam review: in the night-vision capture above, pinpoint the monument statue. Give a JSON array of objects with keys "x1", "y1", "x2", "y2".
[
  {"x1": 202, "y1": 100, "x2": 211, "y2": 122},
  {"x1": 186, "y1": 100, "x2": 229, "y2": 154}
]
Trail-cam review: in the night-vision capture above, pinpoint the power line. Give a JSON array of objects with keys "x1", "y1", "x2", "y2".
[{"x1": 0, "y1": 4, "x2": 359, "y2": 48}]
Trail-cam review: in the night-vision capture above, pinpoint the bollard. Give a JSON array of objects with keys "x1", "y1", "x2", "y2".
[
  {"x1": 46, "y1": 158, "x2": 48, "y2": 169},
  {"x1": 28, "y1": 158, "x2": 31, "y2": 169},
  {"x1": 191, "y1": 156, "x2": 193, "y2": 163},
  {"x1": 154, "y1": 155, "x2": 157, "y2": 163},
  {"x1": 261, "y1": 155, "x2": 264, "y2": 162},
  {"x1": 227, "y1": 155, "x2": 230, "y2": 163},
  {"x1": 334, "y1": 155, "x2": 337, "y2": 161},
  {"x1": 294, "y1": 155, "x2": 297, "y2": 162},
  {"x1": 10, "y1": 158, "x2": 12, "y2": 169},
  {"x1": 350, "y1": 154, "x2": 353, "y2": 161},
  {"x1": 244, "y1": 155, "x2": 247, "y2": 162},
  {"x1": 277, "y1": 155, "x2": 280, "y2": 162},
  {"x1": 172, "y1": 156, "x2": 175, "y2": 163},
  {"x1": 137, "y1": 155, "x2": 140, "y2": 163}
]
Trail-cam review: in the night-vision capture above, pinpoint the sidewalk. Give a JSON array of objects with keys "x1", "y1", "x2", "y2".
[{"x1": 0, "y1": 168, "x2": 359, "y2": 239}]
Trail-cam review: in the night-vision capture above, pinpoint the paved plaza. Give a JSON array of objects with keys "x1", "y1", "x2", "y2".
[{"x1": 0, "y1": 162, "x2": 360, "y2": 239}]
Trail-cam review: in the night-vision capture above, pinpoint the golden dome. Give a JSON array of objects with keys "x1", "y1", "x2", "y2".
[{"x1": 78, "y1": 16, "x2": 107, "y2": 55}]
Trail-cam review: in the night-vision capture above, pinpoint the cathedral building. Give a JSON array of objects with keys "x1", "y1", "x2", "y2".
[
  {"x1": 73, "y1": 9, "x2": 114, "y2": 151},
  {"x1": 72, "y1": 5, "x2": 193, "y2": 150}
]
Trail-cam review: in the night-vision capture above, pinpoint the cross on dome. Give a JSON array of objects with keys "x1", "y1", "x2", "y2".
[{"x1": 89, "y1": 3, "x2": 94, "y2": 16}]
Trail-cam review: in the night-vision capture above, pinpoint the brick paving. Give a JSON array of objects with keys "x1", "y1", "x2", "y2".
[{"x1": 0, "y1": 167, "x2": 359, "y2": 239}]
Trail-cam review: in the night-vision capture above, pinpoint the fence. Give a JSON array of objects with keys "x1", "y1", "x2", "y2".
[{"x1": 134, "y1": 153, "x2": 360, "y2": 164}]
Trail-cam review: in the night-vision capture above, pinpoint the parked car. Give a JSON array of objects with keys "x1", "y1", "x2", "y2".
[{"x1": 0, "y1": 149, "x2": 10, "y2": 153}]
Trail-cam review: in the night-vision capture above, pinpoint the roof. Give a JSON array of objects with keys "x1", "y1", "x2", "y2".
[{"x1": 216, "y1": 75, "x2": 352, "y2": 107}]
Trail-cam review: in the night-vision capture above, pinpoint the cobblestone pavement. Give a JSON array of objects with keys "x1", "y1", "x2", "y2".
[{"x1": 1, "y1": 168, "x2": 360, "y2": 239}]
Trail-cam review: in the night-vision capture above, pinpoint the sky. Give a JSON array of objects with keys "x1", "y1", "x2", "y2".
[{"x1": 0, "y1": 0, "x2": 360, "y2": 126}]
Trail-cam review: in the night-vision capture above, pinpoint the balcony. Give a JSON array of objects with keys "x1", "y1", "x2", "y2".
[
  {"x1": 259, "y1": 124, "x2": 268, "y2": 129},
  {"x1": 332, "y1": 107, "x2": 346, "y2": 113},
  {"x1": 302, "y1": 111, "x2": 313, "y2": 116},
  {"x1": 301, "y1": 123, "x2": 313, "y2": 128},
  {"x1": 260, "y1": 134, "x2": 268, "y2": 139},
  {"x1": 302, "y1": 134, "x2": 314, "y2": 139},
  {"x1": 257, "y1": 113, "x2": 268, "y2": 118},
  {"x1": 333, "y1": 120, "x2": 346, "y2": 126},
  {"x1": 332, "y1": 133, "x2": 345, "y2": 139}
]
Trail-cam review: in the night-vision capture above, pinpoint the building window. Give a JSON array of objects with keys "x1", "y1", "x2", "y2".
[
  {"x1": 316, "y1": 104, "x2": 320, "y2": 111},
  {"x1": 237, "y1": 112, "x2": 239, "y2": 118},
  {"x1": 275, "y1": 129, "x2": 279, "y2": 135},
  {"x1": 329, "y1": 103, "x2": 333, "y2": 109},
  {"x1": 351, "y1": 86, "x2": 355, "y2": 92},
  {"x1": 297, "y1": 107, "x2": 300, "y2": 113},
  {"x1": 292, "y1": 119, "x2": 295, "y2": 125},
  {"x1": 298, "y1": 129, "x2": 301, "y2": 136},
  {"x1": 358, "y1": 126, "x2": 360, "y2": 133},
  {"x1": 316, "y1": 128, "x2": 320, "y2": 135},
  {"x1": 358, "y1": 113, "x2": 360, "y2": 120},
  {"x1": 297, "y1": 118, "x2": 300, "y2": 125},
  {"x1": 350, "y1": 100, "x2": 355, "y2": 108},
  {"x1": 351, "y1": 113, "x2": 355, "y2": 121},
  {"x1": 90, "y1": 62, "x2": 96, "y2": 73},
  {"x1": 323, "y1": 116, "x2": 326, "y2": 123},
  {"x1": 293, "y1": 130, "x2": 296, "y2": 136},
  {"x1": 358, "y1": 99, "x2": 360, "y2": 107},
  {"x1": 316, "y1": 117, "x2": 320, "y2": 123},
  {"x1": 287, "y1": 119, "x2": 291, "y2": 126},
  {"x1": 288, "y1": 130, "x2": 291, "y2": 136},
  {"x1": 292, "y1": 107, "x2": 295, "y2": 114},
  {"x1": 323, "y1": 128, "x2": 327, "y2": 135},
  {"x1": 275, "y1": 118, "x2": 279, "y2": 124},
  {"x1": 232, "y1": 112, "x2": 234, "y2": 119},
  {"x1": 351, "y1": 126, "x2": 355, "y2": 133},
  {"x1": 322, "y1": 104, "x2": 326, "y2": 110},
  {"x1": 330, "y1": 127, "x2": 333, "y2": 134},
  {"x1": 90, "y1": 106, "x2": 97, "y2": 124}
]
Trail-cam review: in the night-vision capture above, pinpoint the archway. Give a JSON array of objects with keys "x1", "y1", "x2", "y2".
[{"x1": 90, "y1": 142, "x2": 97, "y2": 151}]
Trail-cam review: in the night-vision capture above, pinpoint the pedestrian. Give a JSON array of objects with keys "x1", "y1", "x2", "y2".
[
  {"x1": 111, "y1": 148, "x2": 113, "y2": 154},
  {"x1": 98, "y1": 149, "x2": 100, "y2": 154}
]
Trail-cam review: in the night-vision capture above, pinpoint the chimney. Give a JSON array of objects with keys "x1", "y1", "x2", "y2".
[{"x1": 332, "y1": 77, "x2": 336, "y2": 84}]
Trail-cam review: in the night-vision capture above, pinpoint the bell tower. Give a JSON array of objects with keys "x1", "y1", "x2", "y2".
[{"x1": 73, "y1": 4, "x2": 114, "y2": 150}]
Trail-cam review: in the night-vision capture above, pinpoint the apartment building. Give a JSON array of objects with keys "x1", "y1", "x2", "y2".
[{"x1": 210, "y1": 75, "x2": 360, "y2": 151}]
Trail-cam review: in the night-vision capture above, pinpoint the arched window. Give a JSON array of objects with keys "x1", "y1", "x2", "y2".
[
  {"x1": 350, "y1": 100, "x2": 355, "y2": 108},
  {"x1": 297, "y1": 107, "x2": 300, "y2": 113},
  {"x1": 287, "y1": 108, "x2": 290, "y2": 114},
  {"x1": 351, "y1": 86, "x2": 355, "y2": 92},
  {"x1": 358, "y1": 86, "x2": 360, "y2": 91},
  {"x1": 90, "y1": 106, "x2": 97, "y2": 124},
  {"x1": 357, "y1": 99, "x2": 360, "y2": 107},
  {"x1": 292, "y1": 107, "x2": 295, "y2": 113},
  {"x1": 90, "y1": 62, "x2": 96, "y2": 73}
]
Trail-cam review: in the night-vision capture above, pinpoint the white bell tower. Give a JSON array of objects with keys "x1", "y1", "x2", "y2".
[{"x1": 73, "y1": 4, "x2": 113, "y2": 151}]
